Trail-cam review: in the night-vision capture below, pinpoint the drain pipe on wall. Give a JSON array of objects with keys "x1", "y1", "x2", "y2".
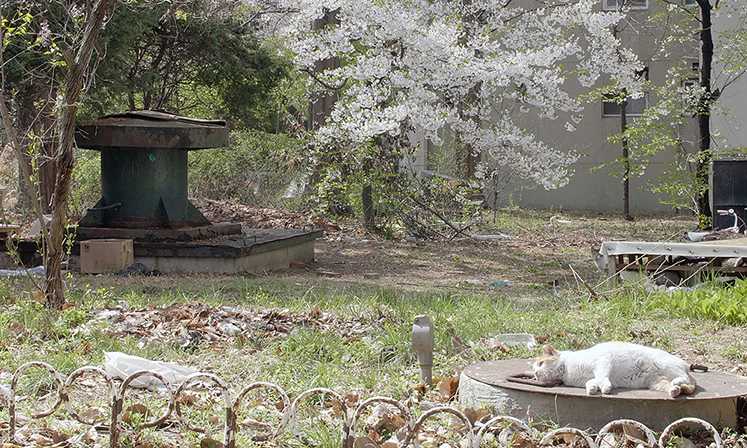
[{"x1": 412, "y1": 315, "x2": 435, "y2": 386}]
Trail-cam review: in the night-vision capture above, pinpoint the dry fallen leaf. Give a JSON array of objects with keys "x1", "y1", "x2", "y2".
[
  {"x1": 354, "y1": 436, "x2": 380, "y2": 448},
  {"x1": 32, "y1": 290, "x2": 46, "y2": 304},
  {"x1": 344, "y1": 392, "x2": 360, "y2": 408},
  {"x1": 482, "y1": 337, "x2": 510, "y2": 353},
  {"x1": 438, "y1": 377, "x2": 459, "y2": 401},
  {"x1": 75, "y1": 342, "x2": 92, "y2": 355},
  {"x1": 122, "y1": 403, "x2": 149, "y2": 424},
  {"x1": 462, "y1": 407, "x2": 489, "y2": 425},
  {"x1": 328, "y1": 398, "x2": 344, "y2": 416},
  {"x1": 28, "y1": 434, "x2": 54, "y2": 445}
]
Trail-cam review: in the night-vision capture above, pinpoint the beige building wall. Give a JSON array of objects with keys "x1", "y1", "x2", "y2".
[
  {"x1": 488, "y1": 1, "x2": 700, "y2": 212},
  {"x1": 712, "y1": 8, "x2": 747, "y2": 152},
  {"x1": 416, "y1": 0, "x2": 705, "y2": 212}
]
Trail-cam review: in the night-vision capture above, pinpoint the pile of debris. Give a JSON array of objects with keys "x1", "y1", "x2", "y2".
[
  {"x1": 193, "y1": 198, "x2": 338, "y2": 232},
  {"x1": 87, "y1": 302, "x2": 385, "y2": 349}
]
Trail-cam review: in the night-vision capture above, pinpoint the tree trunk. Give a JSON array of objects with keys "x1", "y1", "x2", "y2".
[
  {"x1": 620, "y1": 96, "x2": 633, "y2": 221},
  {"x1": 305, "y1": 9, "x2": 347, "y2": 207},
  {"x1": 695, "y1": 0, "x2": 714, "y2": 229},
  {"x1": 44, "y1": 0, "x2": 119, "y2": 310},
  {"x1": 308, "y1": 9, "x2": 340, "y2": 131},
  {"x1": 362, "y1": 184, "x2": 375, "y2": 230}
]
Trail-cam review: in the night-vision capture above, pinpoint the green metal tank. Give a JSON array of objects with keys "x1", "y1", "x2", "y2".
[{"x1": 75, "y1": 111, "x2": 229, "y2": 229}]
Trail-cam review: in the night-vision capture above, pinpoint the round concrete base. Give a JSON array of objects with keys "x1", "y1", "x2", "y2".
[{"x1": 460, "y1": 359, "x2": 747, "y2": 431}]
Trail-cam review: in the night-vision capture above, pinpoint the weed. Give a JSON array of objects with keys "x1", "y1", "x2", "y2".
[
  {"x1": 649, "y1": 279, "x2": 747, "y2": 324},
  {"x1": 724, "y1": 341, "x2": 747, "y2": 362}
]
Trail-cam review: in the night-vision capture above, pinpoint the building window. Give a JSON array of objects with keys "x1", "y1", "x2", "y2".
[
  {"x1": 603, "y1": 0, "x2": 648, "y2": 10},
  {"x1": 683, "y1": 0, "x2": 696, "y2": 5},
  {"x1": 603, "y1": 94, "x2": 647, "y2": 117}
]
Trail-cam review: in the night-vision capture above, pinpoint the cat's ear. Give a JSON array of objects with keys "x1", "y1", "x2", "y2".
[{"x1": 543, "y1": 344, "x2": 558, "y2": 356}]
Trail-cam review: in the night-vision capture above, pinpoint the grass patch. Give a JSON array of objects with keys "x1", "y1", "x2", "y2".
[
  {"x1": 0, "y1": 271, "x2": 723, "y2": 394},
  {"x1": 649, "y1": 279, "x2": 747, "y2": 324},
  {"x1": 3, "y1": 209, "x2": 743, "y2": 445}
]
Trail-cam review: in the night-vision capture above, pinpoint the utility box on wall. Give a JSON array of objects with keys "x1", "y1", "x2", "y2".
[
  {"x1": 711, "y1": 160, "x2": 747, "y2": 232},
  {"x1": 80, "y1": 239, "x2": 134, "y2": 273}
]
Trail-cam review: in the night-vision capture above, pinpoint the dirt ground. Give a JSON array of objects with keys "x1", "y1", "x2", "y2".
[
  {"x1": 12, "y1": 198, "x2": 746, "y2": 373},
  {"x1": 199, "y1": 201, "x2": 697, "y2": 292},
  {"x1": 198, "y1": 200, "x2": 747, "y2": 374}
]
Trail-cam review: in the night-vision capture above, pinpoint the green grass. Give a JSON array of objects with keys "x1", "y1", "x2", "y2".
[
  {"x1": 649, "y1": 278, "x2": 747, "y2": 324},
  {"x1": 1, "y1": 271, "x2": 726, "y2": 388},
  {"x1": 0, "y1": 208, "x2": 742, "y2": 446}
]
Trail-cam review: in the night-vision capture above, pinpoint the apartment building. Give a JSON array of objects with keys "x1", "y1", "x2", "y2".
[{"x1": 412, "y1": 0, "x2": 744, "y2": 214}]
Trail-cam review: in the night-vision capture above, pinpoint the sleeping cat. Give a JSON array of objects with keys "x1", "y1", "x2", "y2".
[{"x1": 532, "y1": 342, "x2": 697, "y2": 398}]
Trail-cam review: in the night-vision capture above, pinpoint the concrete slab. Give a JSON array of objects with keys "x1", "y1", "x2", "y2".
[
  {"x1": 71, "y1": 228, "x2": 323, "y2": 275},
  {"x1": 460, "y1": 358, "x2": 747, "y2": 430},
  {"x1": 74, "y1": 222, "x2": 242, "y2": 241}
]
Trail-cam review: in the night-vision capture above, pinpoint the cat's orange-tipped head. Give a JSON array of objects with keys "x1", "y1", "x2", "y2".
[
  {"x1": 533, "y1": 344, "x2": 562, "y2": 382},
  {"x1": 543, "y1": 344, "x2": 559, "y2": 356}
]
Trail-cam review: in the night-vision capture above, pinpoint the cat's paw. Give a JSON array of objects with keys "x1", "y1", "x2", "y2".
[
  {"x1": 669, "y1": 385, "x2": 682, "y2": 398},
  {"x1": 600, "y1": 379, "x2": 613, "y2": 394},
  {"x1": 585, "y1": 380, "x2": 599, "y2": 395}
]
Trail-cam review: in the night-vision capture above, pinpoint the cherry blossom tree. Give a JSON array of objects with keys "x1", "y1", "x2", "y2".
[{"x1": 272, "y1": 0, "x2": 644, "y2": 218}]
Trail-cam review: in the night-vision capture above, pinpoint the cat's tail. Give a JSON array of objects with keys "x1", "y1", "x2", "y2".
[{"x1": 655, "y1": 368, "x2": 697, "y2": 398}]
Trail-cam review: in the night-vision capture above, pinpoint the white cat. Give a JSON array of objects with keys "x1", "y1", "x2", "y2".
[{"x1": 532, "y1": 342, "x2": 697, "y2": 398}]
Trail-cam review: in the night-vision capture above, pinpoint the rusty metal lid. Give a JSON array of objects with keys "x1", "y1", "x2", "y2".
[
  {"x1": 75, "y1": 110, "x2": 229, "y2": 150},
  {"x1": 464, "y1": 358, "x2": 747, "y2": 400}
]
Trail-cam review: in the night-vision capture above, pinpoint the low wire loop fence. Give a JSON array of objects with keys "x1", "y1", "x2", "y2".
[
  {"x1": 596, "y1": 419, "x2": 658, "y2": 448},
  {"x1": 0, "y1": 363, "x2": 726, "y2": 448}
]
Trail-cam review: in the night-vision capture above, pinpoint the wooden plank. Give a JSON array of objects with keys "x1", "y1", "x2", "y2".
[{"x1": 601, "y1": 241, "x2": 747, "y2": 258}]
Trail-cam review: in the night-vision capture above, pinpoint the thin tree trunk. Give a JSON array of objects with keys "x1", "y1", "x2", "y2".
[
  {"x1": 44, "y1": 0, "x2": 119, "y2": 310},
  {"x1": 362, "y1": 184, "x2": 375, "y2": 230},
  {"x1": 308, "y1": 9, "x2": 340, "y2": 131},
  {"x1": 620, "y1": 96, "x2": 633, "y2": 221},
  {"x1": 695, "y1": 0, "x2": 714, "y2": 229}
]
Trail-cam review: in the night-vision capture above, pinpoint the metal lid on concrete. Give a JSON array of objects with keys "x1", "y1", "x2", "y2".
[
  {"x1": 75, "y1": 110, "x2": 229, "y2": 150},
  {"x1": 464, "y1": 358, "x2": 747, "y2": 400}
]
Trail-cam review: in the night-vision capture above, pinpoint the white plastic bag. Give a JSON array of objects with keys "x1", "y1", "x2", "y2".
[
  {"x1": 103, "y1": 352, "x2": 197, "y2": 391},
  {"x1": 0, "y1": 383, "x2": 11, "y2": 401}
]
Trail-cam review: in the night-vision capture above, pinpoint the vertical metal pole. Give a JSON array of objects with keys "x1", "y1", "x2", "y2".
[{"x1": 412, "y1": 315, "x2": 435, "y2": 386}]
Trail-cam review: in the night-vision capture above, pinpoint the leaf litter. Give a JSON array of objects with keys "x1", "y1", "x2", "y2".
[
  {"x1": 3, "y1": 203, "x2": 744, "y2": 447},
  {"x1": 87, "y1": 302, "x2": 380, "y2": 349}
]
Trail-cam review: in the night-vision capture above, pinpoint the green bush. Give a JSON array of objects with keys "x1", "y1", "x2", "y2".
[
  {"x1": 188, "y1": 130, "x2": 306, "y2": 209},
  {"x1": 70, "y1": 149, "x2": 101, "y2": 218}
]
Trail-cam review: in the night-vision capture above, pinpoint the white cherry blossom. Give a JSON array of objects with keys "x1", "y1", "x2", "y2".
[{"x1": 272, "y1": 0, "x2": 643, "y2": 189}]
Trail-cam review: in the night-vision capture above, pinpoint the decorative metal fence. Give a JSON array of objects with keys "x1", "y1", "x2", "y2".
[{"x1": 0, "y1": 361, "x2": 724, "y2": 448}]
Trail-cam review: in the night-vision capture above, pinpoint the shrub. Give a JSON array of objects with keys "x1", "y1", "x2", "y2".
[{"x1": 188, "y1": 130, "x2": 306, "y2": 209}]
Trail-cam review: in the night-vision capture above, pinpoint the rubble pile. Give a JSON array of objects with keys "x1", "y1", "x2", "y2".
[
  {"x1": 192, "y1": 198, "x2": 338, "y2": 232},
  {"x1": 88, "y1": 302, "x2": 383, "y2": 349}
]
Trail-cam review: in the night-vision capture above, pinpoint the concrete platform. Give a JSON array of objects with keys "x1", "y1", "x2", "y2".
[
  {"x1": 130, "y1": 228, "x2": 323, "y2": 274},
  {"x1": 1, "y1": 228, "x2": 323, "y2": 275},
  {"x1": 75, "y1": 222, "x2": 242, "y2": 241},
  {"x1": 460, "y1": 358, "x2": 747, "y2": 430}
]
